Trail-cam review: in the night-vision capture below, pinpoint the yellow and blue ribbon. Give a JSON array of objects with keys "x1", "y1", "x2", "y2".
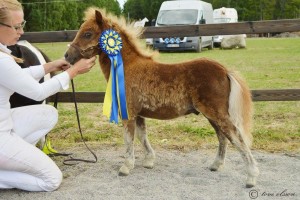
[{"x1": 99, "y1": 29, "x2": 129, "y2": 123}]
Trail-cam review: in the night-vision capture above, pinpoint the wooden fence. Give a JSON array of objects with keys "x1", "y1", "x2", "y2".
[{"x1": 20, "y1": 19, "x2": 300, "y2": 102}]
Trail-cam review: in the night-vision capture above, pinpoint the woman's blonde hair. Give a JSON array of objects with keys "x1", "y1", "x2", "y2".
[
  {"x1": 0, "y1": 0, "x2": 23, "y2": 23},
  {"x1": 0, "y1": 0, "x2": 23, "y2": 63}
]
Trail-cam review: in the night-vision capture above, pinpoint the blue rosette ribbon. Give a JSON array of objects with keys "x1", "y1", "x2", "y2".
[{"x1": 99, "y1": 29, "x2": 129, "y2": 123}]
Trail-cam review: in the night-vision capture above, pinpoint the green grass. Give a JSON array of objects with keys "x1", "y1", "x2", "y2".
[{"x1": 35, "y1": 38, "x2": 300, "y2": 153}]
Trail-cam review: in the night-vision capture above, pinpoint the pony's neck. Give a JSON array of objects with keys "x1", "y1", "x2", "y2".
[
  {"x1": 98, "y1": 37, "x2": 141, "y2": 81},
  {"x1": 121, "y1": 37, "x2": 140, "y2": 61},
  {"x1": 99, "y1": 53, "x2": 111, "y2": 81}
]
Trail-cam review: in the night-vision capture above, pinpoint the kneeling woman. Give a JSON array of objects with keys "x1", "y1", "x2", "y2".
[{"x1": 0, "y1": 0, "x2": 96, "y2": 191}]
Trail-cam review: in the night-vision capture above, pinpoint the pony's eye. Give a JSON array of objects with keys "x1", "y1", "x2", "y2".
[{"x1": 83, "y1": 32, "x2": 92, "y2": 38}]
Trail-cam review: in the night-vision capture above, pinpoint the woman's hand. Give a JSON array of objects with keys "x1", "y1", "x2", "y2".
[
  {"x1": 66, "y1": 56, "x2": 97, "y2": 79},
  {"x1": 43, "y1": 58, "x2": 71, "y2": 74}
]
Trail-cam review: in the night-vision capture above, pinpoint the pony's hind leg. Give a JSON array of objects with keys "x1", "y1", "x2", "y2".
[
  {"x1": 217, "y1": 118, "x2": 259, "y2": 188},
  {"x1": 119, "y1": 119, "x2": 136, "y2": 176},
  {"x1": 208, "y1": 120, "x2": 229, "y2": 171},
  {"x1": 136, "y1": 116, "x2": 156, "y2": 169}
]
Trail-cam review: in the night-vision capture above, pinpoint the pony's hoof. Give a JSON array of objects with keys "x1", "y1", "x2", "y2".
[
  {"x1": 118, "y1": 172, "x2": 128, "y2": 176},
  {"x1": 143, "y1": 158, "x2": 155, "y2": 169},
  {"x1": 119, "y1": 165, "x2": 130, "y2": 176},
  {"x1": 143, "y1": 161, "x2": 154, "y2": 169},
  {"x1": 246, "y1": 183, "x2": 255, "y2": 188},
  {"x1": 246, "y1": 177, "x2": 257, "y2": 188},
  {"x1": 209, "y1": 166, "x2": 218, "y2": 171},
  {"x1": 209, "y1": 163, "x2": 223, "y2": 171},
  {"x1": 143, "y1": 165, "x2": 154, "y2": 169}
]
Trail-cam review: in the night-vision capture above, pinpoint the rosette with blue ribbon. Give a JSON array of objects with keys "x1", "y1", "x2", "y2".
[{"x1": 99, "y1": 29, "x2": 129, "y2": 123}]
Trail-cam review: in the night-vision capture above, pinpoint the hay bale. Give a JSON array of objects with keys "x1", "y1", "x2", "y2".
[{"x1": 221, "y1": 34, "x2": 246, "y2": 49}]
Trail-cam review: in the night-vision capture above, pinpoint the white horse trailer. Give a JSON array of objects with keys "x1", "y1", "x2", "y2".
[{"x1": 213, "y1": 7, "x2": 238, "y2": 46}]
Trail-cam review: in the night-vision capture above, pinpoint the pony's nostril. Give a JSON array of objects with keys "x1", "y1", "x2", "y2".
[{"x1": 64, "y1": 53, "x2": 68, "y2": 59}]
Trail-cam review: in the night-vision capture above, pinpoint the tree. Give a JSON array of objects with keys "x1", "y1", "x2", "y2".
[
  {"x1": 62, "y1": 2, "x2": 80, "y2": 30},
  {"x1": 21, "y1": 0, "x2": 122, "y2": 31},
  {"x1": 273, "y1": 0, "x2": 300, "y2": 19},
  {"x1": 20, "y1": 0, "x2": 300, "y2": 31},
  {"x1": 123, "y1": 0, "x2": 144, "y2": 21},
  {"x1": 123, "y1": 0, "x2": 165, "y2": 23}
]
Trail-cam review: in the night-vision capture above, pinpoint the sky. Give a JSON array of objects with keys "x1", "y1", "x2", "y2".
[{"x1": 117, "y1": 0, "x2": 126, "y2": 9}]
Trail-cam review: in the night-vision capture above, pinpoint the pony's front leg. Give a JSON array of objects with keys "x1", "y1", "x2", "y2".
[
  {"x1": 119, "y1": 119, "x2": 136, "y2": 176},
  {"x1": 136, "y1": 116, "x2": 156, "y2": 169}
]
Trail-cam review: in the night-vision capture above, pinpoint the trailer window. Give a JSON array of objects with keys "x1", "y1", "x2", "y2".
[
  {"x1": 214, "y1": 18, "x2": 231, "y2": 23},
  {"x1": 157, "y1": 9, "x2": 198, "y2": 25}
]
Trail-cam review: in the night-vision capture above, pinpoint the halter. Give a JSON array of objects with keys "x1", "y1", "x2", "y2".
[{"x1": 70, "y1": 43, "x2": 100, "y2": 58}]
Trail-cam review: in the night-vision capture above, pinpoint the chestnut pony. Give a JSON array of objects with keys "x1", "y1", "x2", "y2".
[{"x1": 65, "y1": 8, "x2": 259, "y2": 188}]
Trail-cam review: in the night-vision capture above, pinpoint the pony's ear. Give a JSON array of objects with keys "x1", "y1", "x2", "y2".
[{"x1": 95, "y1": 10, "x2": 103, "y2": 26}]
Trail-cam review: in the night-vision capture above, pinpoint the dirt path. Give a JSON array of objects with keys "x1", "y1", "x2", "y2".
[{"x1": 0, "y1": 146, "x2": 299, "y2": 200}]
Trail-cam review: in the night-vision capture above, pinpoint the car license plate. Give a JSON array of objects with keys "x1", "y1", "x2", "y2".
[{"x1": 167, "y1": 44, "x2": 179, "y2": 47}]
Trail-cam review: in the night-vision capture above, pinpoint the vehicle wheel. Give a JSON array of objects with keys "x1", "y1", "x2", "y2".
[
  {"x1": 208, "y1": 40, "x2": 214, "y2": 50},
  {"x1": 196, "y1": 39, "x2": 202, "y2": 52},
  {"x1": 214, "y1": 42, "x2": 220, "y2": 48}
]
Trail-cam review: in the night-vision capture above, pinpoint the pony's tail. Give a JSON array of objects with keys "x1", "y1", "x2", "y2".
[{"x1": 227, "y1": 71, "x2": 253, "y2": 147}]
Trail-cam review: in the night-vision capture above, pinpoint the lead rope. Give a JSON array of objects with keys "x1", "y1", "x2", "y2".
[{"x1": 48, "y1": 79, "x2": 98, "y2": 165}]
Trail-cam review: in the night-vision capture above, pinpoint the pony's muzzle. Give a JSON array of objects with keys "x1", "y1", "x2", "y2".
[{"x1": 64, "y1": 47, "x2": 80, "y2": 65}]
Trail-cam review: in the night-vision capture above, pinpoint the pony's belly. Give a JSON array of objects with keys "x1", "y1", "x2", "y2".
[{"x1": 138, "y1": 107, "x2": 199, "y2": 120}]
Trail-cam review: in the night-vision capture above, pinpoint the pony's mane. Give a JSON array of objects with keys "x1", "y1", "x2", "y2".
[{"x1": 84, "y1": 7, "x2": 157, "y2": 59}]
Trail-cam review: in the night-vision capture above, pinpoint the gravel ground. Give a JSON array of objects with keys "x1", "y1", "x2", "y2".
[{"x1": 0, "y1": 146, "x2": 299, "y2": 200}]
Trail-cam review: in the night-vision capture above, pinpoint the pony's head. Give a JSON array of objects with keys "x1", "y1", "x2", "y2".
[
  {"x1": 65, "y1": 7, "x2": 152, "y2": 65},
  {"x1": 64, "y1": 8, "x2": 106, "y2": 64}
]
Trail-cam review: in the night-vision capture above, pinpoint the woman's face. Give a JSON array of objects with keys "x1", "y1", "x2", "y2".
[{"x1": 0, "y1": 10, "x2": 24, "y2": 46}]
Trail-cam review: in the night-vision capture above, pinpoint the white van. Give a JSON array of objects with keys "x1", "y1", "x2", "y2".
[
  {"x1": 213, "y1": 7, "x2": 238, "y2": 46},
  {"x1": 153, "y1": 0, "x2": 214, "y2": 52}
]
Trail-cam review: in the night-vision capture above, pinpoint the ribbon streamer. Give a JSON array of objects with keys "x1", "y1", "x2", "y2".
[{"x1": 99, "y1": 29, "x2": 129, "y2": 123}]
